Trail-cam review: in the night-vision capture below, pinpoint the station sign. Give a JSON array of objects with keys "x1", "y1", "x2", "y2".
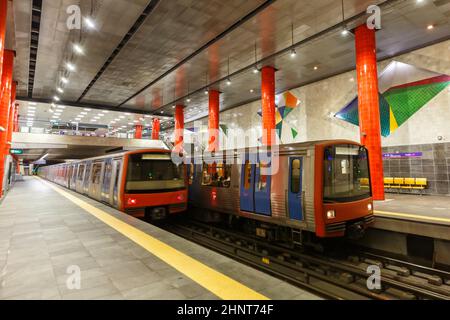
[{"x1": 10, "y1": 149, "x2": 23, "y2": 155}]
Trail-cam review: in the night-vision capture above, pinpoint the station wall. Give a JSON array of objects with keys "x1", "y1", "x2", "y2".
[{"x1": 183, "y1": 39, "x2": 450, "y2": 195}]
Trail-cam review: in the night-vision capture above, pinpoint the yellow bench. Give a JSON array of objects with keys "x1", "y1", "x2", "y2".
[{"x1": 384, "y1": 177, "x2": 427, "y2": 194}]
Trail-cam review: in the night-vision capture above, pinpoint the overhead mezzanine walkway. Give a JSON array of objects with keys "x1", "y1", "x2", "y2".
[{"x1": 0, "y1": 177, "x2": 319, "y2": 300}]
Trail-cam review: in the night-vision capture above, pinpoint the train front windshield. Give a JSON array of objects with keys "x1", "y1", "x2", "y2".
[
  {"x1": 126, "y1": 154, "x2": 185, "y2": 193},
  {"x1": 323, "y1": 144, "x2": 371, "y2": 202}
]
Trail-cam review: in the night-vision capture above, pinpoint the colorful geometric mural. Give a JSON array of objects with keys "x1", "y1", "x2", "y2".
[
  {"x1": 257, "y1": 91, "x2": 301, "y2": 142},
  {"x1": 335, "y1": 62, "x2": 450, "y2": 137}
]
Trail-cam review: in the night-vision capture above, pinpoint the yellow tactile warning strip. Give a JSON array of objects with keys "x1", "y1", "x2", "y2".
[
  {"x1": 35, "y1": 177, "x2": 268, "y2": 300},
  {"x1": 375, "y1": 210, "x2": 450, "y2": 224}
]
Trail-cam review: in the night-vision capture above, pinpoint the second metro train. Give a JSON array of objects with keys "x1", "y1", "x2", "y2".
[
  {"x1": 38, "y1": 146, "x2": 188, "y2": 219},
  {"x1": 187, "y1": 140, "x2": 374, "y2": 242}
]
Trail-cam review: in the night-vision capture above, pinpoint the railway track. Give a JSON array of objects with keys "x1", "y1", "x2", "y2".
[{"x1": 154, "y1": 217, "x2": 450, "y2": 300}]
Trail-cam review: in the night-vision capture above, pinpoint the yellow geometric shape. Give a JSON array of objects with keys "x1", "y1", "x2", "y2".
[
  {"x1": 275, "y1": 109, "x2": 282, "y2": 124},
  {"x1": 389, "y1": 106, "x2": 399, "y2": 133}
]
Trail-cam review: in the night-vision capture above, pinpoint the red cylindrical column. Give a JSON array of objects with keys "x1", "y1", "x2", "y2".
[
  {"x1": 208, "y1": 90, "x2": 220, "y2": 152},
  {"x1": 0, "y1": 50, "x2": 14, "y2": 196},
  {"x1": 174, "y1": 105, "x2": 184, "y2": 151},
  {"x1": 355, "y1": 25, "x2": 384, "y2": 200},
  {"x1": 261, "y1": 66, "x2": 276, "y2": 146},
  {"x1": 6, "y1": 81, "x2": 16, "y2": 154},
  {"x1": 151, "y1": 118, "x2": 160, "y2": 140},
  {"x1": 0, "y1": 0, "x2": 8, "y2": 84},
  {"x1": 134, "y1": 124, "x2": 143, "y2": 139}
]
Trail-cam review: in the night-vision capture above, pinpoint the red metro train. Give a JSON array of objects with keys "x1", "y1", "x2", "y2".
[
  {"x1": 187, "y1": 140, "x2": 374, "y2": 242},
  {"x1": 38, "y1": 147, "x2": 188, "y2": 219}
]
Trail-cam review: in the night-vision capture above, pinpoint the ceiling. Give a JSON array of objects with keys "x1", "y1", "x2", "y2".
[{"x1": 6, "y1": 0, "x2": 450, "y2": 126}]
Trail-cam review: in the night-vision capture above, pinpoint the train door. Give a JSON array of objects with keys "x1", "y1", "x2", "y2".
[
  {"x1": 76, "y1": 163, "x2": 85, "y2": 193},
  {"x1": 101, "y1": 159, "x2": 112, "y2": 203},
  {"x1": 83, "y1": 162, "x2": 92, "y2": 194},
  {"x1": 111, "y1": 159, "x2": 122, "y2": 207},
  {"x1": 240, "y1": 159, "x2": 255, "y2": 212},
  {"x1": 71, "y1": 164, "x2": 77, "y2": 190},
  {"x1": 68, "y1": 165, "x2": 74, "y2": 189},
  {"x1": 288, "y1": 157, "x2": 303, "y2": 221},
  {"x1": 89, "y1": 162, "x2": 103, "y2": 200},
  {"x1": 254, "y1": 162, "x2": 272, "y2": 216}
]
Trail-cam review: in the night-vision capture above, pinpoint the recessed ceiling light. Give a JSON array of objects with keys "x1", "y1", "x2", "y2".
[
  {"x1": 66, "y1": 62, "x2": 76, "y2": 72},
  {"x1": 56, "y1": 105, "x2": 65, "y2": 109},
  {"x1": 94, "y1": 116, "x2": 100, "y2": 119},
  {"x1": 314, "y1": 66, "x2": 319, "y2": 70},
  {"x1": 83, "y1": 108, "x2": 91, "y2": 111},
  {"x1": 84, "y1": 17, "x2": 96, "y2": 29},
  {"x1": 102, "y1": 110, "x2": 109, "y2": 113},
  {"x1": 73, "y1": 44, "x2": 84, "y2": 55},
  {"x1": 250, "y1": 89, "x2": 254, "y2": 93},
  {"x1": 53, "y1": 96, "x2": 60, "y2": 101},
  {"x1": 128, "y1": 123, "x2": 134, "y2": 125},
  {"x1": 98, "y1": 113, "x2": 105, "y2": 117},
  {"x1": 119, "y1": 116, "x2": 125, "y2": 119},
  {"x1": 52, "y1": 116, "x2": 60, "y2": 119},
  {"x1": 80, "y1": 112, "x2": 87, "y2": 115},
  {"x1": 91, "y1": 119, "x2": 97, "y2": 122},
  {"x1": 160, "y1": 111, "x2": 164, "y2": 114},
  {"x1": 29, "y1": 102, "x2": 37, "y2": 106},
  {"x1": 61, "y1": 77, "x2": 68, "y2": 84},
  {"x1": 427, "y1": 24, "x2": 434, "y2": 30},
  {"x1": 57, "y1": 87, "x2": 64, "y2": 93}
]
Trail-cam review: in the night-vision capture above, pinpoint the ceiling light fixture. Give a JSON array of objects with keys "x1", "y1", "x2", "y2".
[
  {"x1": 73, "y1": 44, "x2": 84, "y2": 55},
  {"x1": 253, "y1": 42, "x2": 260, "y2": 74},
  {"x1": 66, "y1": 62, "x2": 76, "y2": 72},
  {"x1": 57, "y1": 87, "x2": 64, "y2": 93},
  {"x1": 290, "y1": 23, "x2": 297, "y2": 58},
  {"x1": 226, "y1": 57, "x2": 232, "y2": 85},
  {"x1": 427, "y1": 24, "x2": 434, "y2": 30},
  {"x1": 84, "y1": 17, "x2": 96, "y2": 29},
  {"x1": 53, "y1": 96, "x2": 60, "y2": 101},
  {"x1": 314, "y1": 66, "x2": 319, "y2": 70},
  {"x1": 61, "y1": 77, "x2": 69, "y2": 84}
]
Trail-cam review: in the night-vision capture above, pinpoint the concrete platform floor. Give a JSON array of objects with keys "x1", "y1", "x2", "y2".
[
  {"x1": 0, "y1": 177, "x2": 320, "y2": 300},
  {"x1": 374, "y1": 193, "x2": 450, "y2": 225}
]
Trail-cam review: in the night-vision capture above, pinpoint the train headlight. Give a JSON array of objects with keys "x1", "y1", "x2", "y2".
[
  {"x1": 326, "y1": 210, "x2": 336, "y2": 219},
  {"x1": 368, "y1": 203, "x2": 373, "y2": 211}
]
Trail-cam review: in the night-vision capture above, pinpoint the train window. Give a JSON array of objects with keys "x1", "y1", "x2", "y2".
[
  {"x1": 291, "y1": 159, "x2": 301, "y2": 194},
  {"x1": 78, "y1": 165, "x2": 85, "y2": 180},
  {"x1": 244, "y1": 161, "x2": 252, "y2": 190},
  {"x1": 202, "y1": 162, "x2": 231, "y2": 188},
  {"x1": 257, "y1": 163, "x2": 268, "y2": 190},
  {"x1": 91, "y1": 164, "x2": 102, "y2": 184}
]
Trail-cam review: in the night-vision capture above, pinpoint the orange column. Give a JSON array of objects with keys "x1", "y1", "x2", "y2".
[
  {"x1": 261, "y1": 66, "x2": 276, "y2": 146},
  {"x1": 355, "y1": 25, "x2": 384, "y2": 200},
  {"x1": 6, "y1": 81, "x2": 16, "y2": 155},
  {"x1": 208, "y1": 90, "x2": 220, "y2": 152},
  {"x1": 134, "y1": 124, "x2": 143, "y2": 139},
  {"x1": 151, "y1": 118, "x2": 160, "y2": 140},
  {"x1": 174, "y1": 105, "x2": 184, "y2": 151},
  {"x1": 0, "y1": 50, "x2": 14, "y2": 196},
  {"x1": 0, "y1": 0, "x2": 7, "y2": 85}
]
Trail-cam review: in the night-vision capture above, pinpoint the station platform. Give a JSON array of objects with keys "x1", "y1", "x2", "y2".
[
  {"x1": 0, "y1": 177, "x2": 319, "y2": 300},
  {"x1": 373, "y1": 194, "x2": 450, "y2": 241}
]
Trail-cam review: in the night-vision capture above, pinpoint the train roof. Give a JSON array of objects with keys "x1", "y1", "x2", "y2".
[{"x1": 184, "y1": 139, "x2": 362, "y2": 159}]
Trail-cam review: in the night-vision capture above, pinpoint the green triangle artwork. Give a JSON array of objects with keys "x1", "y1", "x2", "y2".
[{"x1": 335, "y1": 61, "x2": 450, "y2": 137}]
